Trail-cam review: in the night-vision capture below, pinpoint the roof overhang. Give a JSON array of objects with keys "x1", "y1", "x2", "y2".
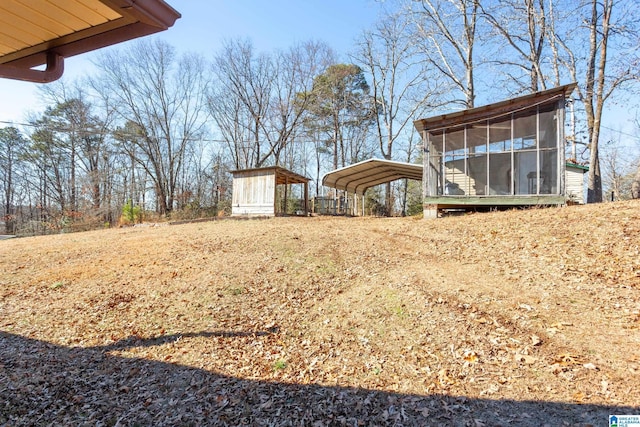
[
  {"x1": 414, "y1": 83, "x2": 577, "y2": 133},
  {"x1": 0, "y1": 0, "x2": 180, "y2": 83},
  {"x1": 566, "y1": 162, "x2": 589, "y2": 172},
  {"x1": 231, "y1": 166, "x2": 311, "y2": 185},
  {"x1": 322, "y1": 158, "x2": 423, "y2": 195}
]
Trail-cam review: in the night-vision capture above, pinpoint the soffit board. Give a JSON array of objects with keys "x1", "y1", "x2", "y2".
[{"x1": 0, "y1": 0, "x2": 179, "y2": 82}]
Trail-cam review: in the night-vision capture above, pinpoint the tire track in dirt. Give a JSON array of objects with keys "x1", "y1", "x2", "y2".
[{"x1": 364, "y1": 224, "x2": 638, "y2": 405}]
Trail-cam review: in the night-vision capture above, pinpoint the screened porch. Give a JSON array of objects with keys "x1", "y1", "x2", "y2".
[{"x1": 415, "y1": 84, "x2": 576, "y2": 216}]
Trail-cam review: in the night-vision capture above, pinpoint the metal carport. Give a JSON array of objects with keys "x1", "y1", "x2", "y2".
[{"x1": 322, "y1": 158, "x2": 423, "y2": 195}]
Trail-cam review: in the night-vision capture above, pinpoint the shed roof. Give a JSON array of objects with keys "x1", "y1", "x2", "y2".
[
  {"x1": 566, "y1": 162, "x2": 589, "y2": 172},
  {"x1": 322, "y1": 158, "x2": 423, "y2": 195},
  {"x1": 414, "y1": 83, "x2": 577, "y2": 133},
  {"x1": 231, "y1": 166, "x2": 310, "y2": 185},
  {"x1": 0, "y1": 0, "x2": 180, "y2": 83}
]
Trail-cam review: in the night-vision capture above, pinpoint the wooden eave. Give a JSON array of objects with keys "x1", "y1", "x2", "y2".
[
  {"x1": 414, "y1": 83, "x2": 577, "y2": 133},
  {"x1": 0, "y1": 0, "x2": 180, "y2": 83},
  {"x1": 231, "y1": 166, "x2": 311, "y2": 185}
]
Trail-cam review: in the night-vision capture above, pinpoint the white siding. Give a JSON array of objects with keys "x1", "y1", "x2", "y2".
[
  {"x1": 231, "y1": 170, "x2": 276, "y2": 216},
  {"x1": 444, "y1": 165, "x2": 476, "y2": 195},
  {"x1": 565, "y1": 167, "x2": 586, "y2": 204}
]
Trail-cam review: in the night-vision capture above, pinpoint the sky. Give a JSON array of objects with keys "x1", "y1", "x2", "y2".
[
  {"x1": 0, "y1": 0, "x2": 383, "y2": 124},
  {"x1": 0, "y1": 0, "x2": 636, "y2": 157}
]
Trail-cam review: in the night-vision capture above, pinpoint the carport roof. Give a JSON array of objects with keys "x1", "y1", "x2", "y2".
[
  {"x1": 322, "y1": 158, "x2": 423, "y2": 195},
  {"x1": 0, "y1": 0, "x2": 180, "y2": 83}
]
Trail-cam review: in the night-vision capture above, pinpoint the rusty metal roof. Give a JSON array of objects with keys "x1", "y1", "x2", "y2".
[
  {"x1": 414, "y1": 83, "x2": 577, "y2": 133},
  {"x1": 0, "y1": 0, "x2": 180, "y2": 83}
]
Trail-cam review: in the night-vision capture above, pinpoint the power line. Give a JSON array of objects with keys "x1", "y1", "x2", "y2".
[
  {"x1": 0, "y1": 119, "x2": 328, "y2": 146},
  {"x1": 599, "y1": 124, "x2": 639, "y2": 141}
]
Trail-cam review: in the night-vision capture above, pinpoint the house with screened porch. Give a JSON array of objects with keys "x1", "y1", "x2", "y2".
[{"x1": 414, "y1": 83, "x2": 578, "y2": 218}]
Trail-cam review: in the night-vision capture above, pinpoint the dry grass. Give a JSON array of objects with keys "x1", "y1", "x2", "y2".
[{"x1": 1, "y1": 201, "x2": 639, "y2": 426}]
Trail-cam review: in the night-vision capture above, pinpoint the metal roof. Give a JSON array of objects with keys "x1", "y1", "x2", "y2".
[
  {"x1": 322, "y1": 158, "x2": 423, "y2": 195},
  {"x1": 414, "y1": 83, "x2": 577, "y2": 133},
  {"x1": 0, "y1": 0, "x2": 180, "y2": 83},
  {"x1": 566, "y1": 162, "x2": 589, "y2": 172},
  {"x1": 231, "y1": 166, "x2": 310, "y2": 185}
]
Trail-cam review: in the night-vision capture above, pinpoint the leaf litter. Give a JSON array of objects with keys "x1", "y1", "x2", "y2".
[{"x1": 1, "y1": 200, "x2": 639, "y2": 425}]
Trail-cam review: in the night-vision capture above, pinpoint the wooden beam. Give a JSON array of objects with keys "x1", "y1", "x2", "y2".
[{"x1": 414, "y1": 84, "x2": 576, "y2": 133}]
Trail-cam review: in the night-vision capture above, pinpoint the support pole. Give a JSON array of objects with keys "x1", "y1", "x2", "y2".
[{"x1": 304, "y1": 181, "x2": 309, "y2": 215}]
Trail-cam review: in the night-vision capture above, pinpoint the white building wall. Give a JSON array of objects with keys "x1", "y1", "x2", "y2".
[
  {"x1": 231, "y1": 170, "x2": 276, "y2": 216},
  {"x1": 565, "y1": 166, "x2": 586, "y2": 204}
]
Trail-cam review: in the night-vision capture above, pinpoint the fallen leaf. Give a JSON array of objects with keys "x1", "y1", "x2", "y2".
[
  {"x1": 514, "y1": 353, "x2": 537, "y2": 364},
  {"x1": 463, "y1": 350, "x2": 479, "y2": 364}
]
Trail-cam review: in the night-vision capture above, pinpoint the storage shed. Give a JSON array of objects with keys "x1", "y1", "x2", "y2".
[
  {"x1": 231, "y1": 167, "x2": 310, "y2": 217},
  {"x1": 565, "y1": 162, "x2": 589, "y2": 204},
  {"x1": 414, "y1": 84, "x2": 577, "y2": 218}
]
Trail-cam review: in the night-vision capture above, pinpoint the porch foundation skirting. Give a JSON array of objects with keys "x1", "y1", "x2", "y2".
[{"x1": 423, "y1": 195, "x2": 566, "y2": 212}]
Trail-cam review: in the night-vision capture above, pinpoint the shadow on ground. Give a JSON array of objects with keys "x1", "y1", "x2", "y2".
[{"x1": 0, "y1": 331, "x2": 636, "y2": 426}]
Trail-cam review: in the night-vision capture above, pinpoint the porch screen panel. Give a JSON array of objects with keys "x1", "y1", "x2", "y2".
[
  {"x1": 513, "y1": 109, "x2": 538, "y2": 194},
  {"x1": 488, "y1": 117, "x2": 512, "y2": 195},
  {"x1": 466, "y1": 122, "x2": 487, "y2": 196},
  {"x1": 443, "y1": 128, "x2": 467, "y2": 195},
  {"x1": 426, "y1": 131, "x2": 443, "y2": 196},
  {"x1": 538, "y1": 103, "x2": 559, "y2": 194}
]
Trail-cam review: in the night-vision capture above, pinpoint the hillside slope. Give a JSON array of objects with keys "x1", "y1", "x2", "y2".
[{"x1": 1, "y1": 201, "x2": 639, "y2": 426}]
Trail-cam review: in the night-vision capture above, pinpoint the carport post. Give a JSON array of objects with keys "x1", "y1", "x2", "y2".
[
  {"x1": 353, "y1": 192, "x2": 357, "y2": 216},
  {"x1": 304, "y1": 181, "x2": 309, "y2": 215}
]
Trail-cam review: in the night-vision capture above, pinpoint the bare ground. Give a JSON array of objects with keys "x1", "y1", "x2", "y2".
[{"x1": 1, "y1": 201, "x2": 639, "y2": 426}]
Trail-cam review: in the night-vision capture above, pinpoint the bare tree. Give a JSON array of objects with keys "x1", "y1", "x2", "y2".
[
  {"x1": 480, "y1": 0, "x2": 548, "y2": 93},
  {"x1": 601, "y1": 138, "x2": 638, "y2": 200},
  {"x1": 407, "y1": 0, "x2": 480, "y2": 108},
  {"x1": 550, "y1": 0, "x2": 637, "y2": 203},
  {"x1": 270, "y1": 41, "x2": 335, "y2": 167},
  {"x1": 355, "y1": 11, "x2": 436, "y2": 214},
  {"x1": 632, "y1": 167, "x2": 640, "y2": 199},
  {"x1": 210, "y1": 39, "x2": 274, "y2": 169},
  {"x1": 632, "y1": 117, "x2": 640, "y2": 199},
  {"x1": 210, "y1": 39, "x2": 334, "y2": 171},
  {"x1": 0, "y1": 127, "x2": 26, "y2": 233},
  {"x1": 208, "y1": 82, "x2": 254, "y2": 169},
  {"x1": 93, "y1": 40, "x2": 209, "y2": 215}
]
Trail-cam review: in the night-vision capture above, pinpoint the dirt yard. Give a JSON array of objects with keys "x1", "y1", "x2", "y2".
[{"x1": 1, "y1": 201, "x2": 639, "y2": 426}]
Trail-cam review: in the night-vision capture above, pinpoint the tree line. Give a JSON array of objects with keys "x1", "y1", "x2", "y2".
[{"x1": 1, "y1": 0, "x2": 639, "y2": 235}]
